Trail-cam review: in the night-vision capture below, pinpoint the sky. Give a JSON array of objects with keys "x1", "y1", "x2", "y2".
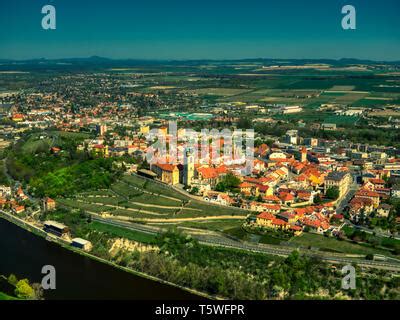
[{"x1": 0, "y1": 0, "x2": 399, "y2": 61}]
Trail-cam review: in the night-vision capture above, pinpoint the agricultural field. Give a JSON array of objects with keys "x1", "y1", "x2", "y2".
[{"x1": 56, "y1": 174, "x2": 249, "y2": 228}]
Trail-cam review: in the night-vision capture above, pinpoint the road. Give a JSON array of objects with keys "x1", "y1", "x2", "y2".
[
  {"x1": 336, "y1": 173, "x2": 359, "y2": 214},
  {"x1": 91, "y1": 215, "x2": 400, "y2": 271}
]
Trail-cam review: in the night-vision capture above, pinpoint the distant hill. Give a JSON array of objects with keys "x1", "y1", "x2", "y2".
[{"x1": 0, "y1": 56, "x2": 398, "y2": 71}]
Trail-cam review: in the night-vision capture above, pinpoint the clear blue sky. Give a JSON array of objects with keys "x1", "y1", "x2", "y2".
[{"x1": 0, "y1": 0, "x2": 399, "y2": 60}]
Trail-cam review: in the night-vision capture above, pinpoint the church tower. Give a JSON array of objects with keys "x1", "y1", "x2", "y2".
[
  {"x1": 183, "y1": 148, "x2": 194, "y2": 186},
  {"x1": 301, "y1": 147, "x2": 307, "y2": 163}
]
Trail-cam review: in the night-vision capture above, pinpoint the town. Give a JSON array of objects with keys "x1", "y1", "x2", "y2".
[{"x1": 1, "y1": 58, "x2": 400, "y2": 300}]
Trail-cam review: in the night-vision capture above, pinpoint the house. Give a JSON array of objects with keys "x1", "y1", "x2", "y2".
[
  {"x1": 369, "y1": 178, "x2": 385, "y2": 189},
  {"x1": 256, "y1": 184, "x2": 273, "y2": 197},
  {"x1": 302, "y1": 217, "x2": 330, "y2": 234},
  {"x1": 13, "y1": 205, "x2": 25, "y2": 215},
  {"x1": 196, "y1": 166, "x2": 227, "y2": 187},
  {"x1": 331, "y1": 214, "x2": 344, "y2": 222},
  {"x1": 250, "y1": 202, "x2": 281, "y2": 214},
  {"x1": 239, "y1": 182, "x2": 259, "y2": 197},
  {"x1": 296, "y1": 190, "x2": 313, "y2": 203},
  {"x1": 12, "y1": 113, "x2": 24, "y2": 122},
  {"x1": 376, "y1": 204, "x2": 392, "y2": 218},
  {"x1": 0, "y1": 198, "x2": 7, "y2": 208},
  {"x1": 151, "y1": 163, "x2": 180, "y2": 185},
  {"x1": 43, "y1": 221, "x2": 70, "y2": 237},
  {"x1": 256, "y1": 212, "x2": 289, "y2": 231},
  {"x1": 349, "y1": 197, "x2": 374, "y2": 217},
  {"x1": 256, "y1": 212, "x2": 276, "y2": 227},
  {"x1": 324, "y1": 171, "x2": 352, "y2": 198},
  {"x1": 278, "y1": 192, "x2": 295, "y2": 206},
  {"x1": 321, "y1": 123, "x2": 337, "y2": 131},
  {"x1": 289, "y1": 225, "x2": 303, "y2": 236},
  {"x1": 354, "y1": 190, "x2": 380, "y2": 208},
  {"x1": 263, "y1": 195, "x2": 282, "y2": 204},
  {"x1": 16, "y1": 186, "x2": 28, "y2": 201},
  {"x1": 92, "y1": 144, "x2": 109, "y2": 157},
  {"x1": 0, "y1": 185, "x2": 11, "y2": 198},
  {"x1": 42, "y1": 197, "x2": 56, "y2": 211},
  {"x1": 71, "y1": 238, "x2": 93, "y2": 252},
  {"x1": 50, "y1": 147, "x2": 61, "y2": 154},
  {"x1": 276, "y1": 211, "x2": 297, "y2": 224},
  {"x1": 204, "y1": 191, "x2": 233, "y2": 206},
  {"x1": 262, "y1": 204, "x2": 281, "y2": 214},
  {"x1": 392, "y1": 185, "x2": 400, "y2": 198}
]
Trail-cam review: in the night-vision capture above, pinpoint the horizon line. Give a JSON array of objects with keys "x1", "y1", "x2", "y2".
[{"x1": 1, "y1": 56, "x2": 399, "y2": 63}]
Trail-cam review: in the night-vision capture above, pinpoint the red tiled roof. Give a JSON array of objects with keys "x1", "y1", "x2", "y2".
[
  {"x1": 370, "y1": 178, "x2": 385, "y2": 185},
  {"x1": 263, "y1": 204, "x2": 281, "y2": 211},
  {"x1": 239, "y1": 182, "x2": 253, "y2": 189},
  {"x1": 290, "y1": 225, "x2": 302, "y2": 231},
  {"x1": 153, "y1": 163, "x2": 177, "y2": 172},
  {"x1": 257, "y1": 212, "x2": 275, "y2": 220},
  {"x1": 279, "y1": 192, "x2": 294, "y2": 201},
  {"x1": 356, "y1": 190, "x2": 380, "y2": 198},
  {"x1": 271, "y1": 218, "x2": 287, "y2": 226}
]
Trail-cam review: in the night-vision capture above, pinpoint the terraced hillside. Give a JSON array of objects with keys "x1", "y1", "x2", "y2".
[{"x1": 56, "y1": 174, "x2": 249, "y2": 230}]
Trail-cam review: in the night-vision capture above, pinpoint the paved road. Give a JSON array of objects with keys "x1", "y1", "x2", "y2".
[
  {"x1": 336, "y1": 174, "x2": 359, "y2": 214},
  {"x1": 91, "y1": 215, "x2": 400, "y2": 271}
]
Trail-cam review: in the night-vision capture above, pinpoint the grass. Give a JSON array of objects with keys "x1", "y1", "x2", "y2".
[
  {"x1": 57, "y1": 198, "x2": 113, "y2": 213},
  {"x1": 58, "y1": 174, "x2": 249, "y2": 226},
  {"x1": 323, "y1": 115, "x2": 359, "y2": 125},
  {"x1": 154, "y1": 219, "x2": 243, "y2": 232},
  {"x1": 224, "y1": 226, "x2": 290, "y2": 245},
  {"x1": 21, "y1": 137, "x2": 52, "y2": 154},
  {"x1": 289, "y1": 233, "x2": 395, "y2": 257},
  {"x1": 0, "y1": 292, "x2": 17, "y2": 300},
  {"x1": 343, "y1": 225, "x2": 400, "y2": 250},
  {"x1": 88, "y1": 221, "x2": 157, "y2": 244}
]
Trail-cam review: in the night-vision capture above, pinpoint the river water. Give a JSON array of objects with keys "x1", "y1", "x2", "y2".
[{"x1": 0, "y1": 218, "x2": 200, "y2": 300}]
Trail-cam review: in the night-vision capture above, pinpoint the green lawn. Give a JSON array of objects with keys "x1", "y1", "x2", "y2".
[
  {"x1": 289, "y1": 233, "x2": 394, "y2": 256},
  {"x1": 323, "y1": 115, "x2": 359, "y2": 125},
  {"x1": 88, "y1": 221, "x2": 157, "y2": 244},
  {"x1": 153, "y1": 219, "x2": 243, "y2": 232}
]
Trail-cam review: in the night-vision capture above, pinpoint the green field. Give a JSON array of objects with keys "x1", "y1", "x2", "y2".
[
  {"x1": 288, "y1": 233, "x2": 395, "y2": 257},
  {"x1": 57, "y1": 174, "x2": 249, "y2": 224},
  {"x1": 88, "y1": 221, "x2": 157, "y2": 244},
  {"x1": 323, "y1": 115, "x2": 359, "y2": 125}
]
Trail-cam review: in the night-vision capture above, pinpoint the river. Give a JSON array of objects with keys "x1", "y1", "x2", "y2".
[{"x1": 0, "y1": 218, "x2": 200, "y2": 300}]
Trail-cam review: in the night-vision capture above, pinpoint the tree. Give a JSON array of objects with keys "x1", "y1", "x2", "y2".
[
  {"x1": 314, "y1": 194, "x2": 323, "y2": 204},
  {"x1": 215, "y1": 182, "x2": 226, "y2": 192},
  {"x1": 7, "y1": 274, "x2": 18, "y2": 286},
  {"x1": 190, "y1": 187, "x2": 199, "y2": 195},
  {"x1": 326, "y1": 187, "x2": 340, "y2": 200},
  {"x1": 14, "y1": 279, "x2": 35, "y2": 299},
  {"x1": 237, "y1": 117, "x2": 252, "y2": 129},
  {"x1": 222, "y1": 173, "x2": 241, "y2": 191}
]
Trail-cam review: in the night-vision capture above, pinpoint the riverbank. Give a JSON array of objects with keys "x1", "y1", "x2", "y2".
[
  {"x1": 0, "y1": 292, "x2": 17, "y2": 300},
  {"x1": 0, "y1": 211, "x2": 212, "y2": 300}
]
